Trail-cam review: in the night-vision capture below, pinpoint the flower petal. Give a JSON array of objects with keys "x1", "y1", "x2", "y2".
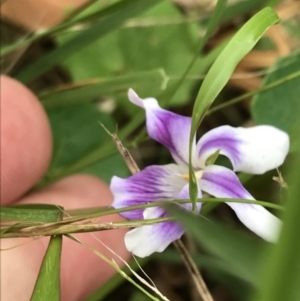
[
  {"x1": 111, "y1": 164, "x2": 187, "y2": 220},
  {"x1": 128, "y1": 88, "x2": 195, "y2": 166},
  {"x1": 199, "y1": 165, "x2": 281, "y2": 242},
  {"x1": 197, "y1": 125, "x2": 289, "y2": 174},
  {"x1": 125, "y1": 206, "x2": 185, "y2": 257},
  {"x1": 176, "y1": 183, "x2": 202, "y2": 212}
]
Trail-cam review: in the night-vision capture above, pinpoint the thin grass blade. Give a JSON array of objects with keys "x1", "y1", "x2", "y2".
[{"x1": 188, "y1": 7, "x2": 280, "y2": 209}]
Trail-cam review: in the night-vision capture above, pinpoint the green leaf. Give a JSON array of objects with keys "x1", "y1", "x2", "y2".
[
  {"x1": 207, "y1": 69, "x2": 300, "y2": 116},
  {"x1": 266, "y1": 0, "x2": 281, "y2": 7},
  {"x1": 156, "y1": 248, "x2": 253, "y2": 300},
  {"x1": 30, "y1": 235, "x2": 62, "y2": 301},
  {"x1": 36, "y1": 104, "x2": 129, "y2": 189},
  {"x1": 1, "y1": 204, "x2": 62, "y2": 222},
  {"x1": 191, "y1": 7, "x2": 280, "y2": 133},
  {"x1": 155, "y1": 249, "x2": 253, "y2": 284},
  {"x1": 205, "y1": 149, "x2": 221, "y2": 166},
  {"x1": 84, "y1": 153, "x2": 129, "y2": 183},
  {"x1": 155, "y1": 249, "x2": 252, "y2": 299},
  {"x1": 251, "y1": 50, "x2": 300, "y2": 152},
  {"x1": 201, "y1": 0, "x2": 269, "y2": 25},
  {"x1": 38, "y1": 69, "x2": 167, "y2": 109},
  {"x1": 188, "y1": 7, "x2": 280, "y2": 209},
  {"x1": 254, "y1": 152, "x2": 300, "y2": 301},
  {"x1": 168, "y1": 205, "x2": 267, "y2": 286},
  {"x1": 15, "y1": 0, "x2": 161, "y2": 83},
  {"x1": 49, "y1": 104, "x2": 113, "y2": 167},
  {"x1": 30, "y1": 209, "x2": 63, "y2": 301},
  {"x1": 166, "y1": 0, "x2": 228, "y2": 102},
  {"x1": 56, "y1": 1, "x2": 202, "y2": 106}
]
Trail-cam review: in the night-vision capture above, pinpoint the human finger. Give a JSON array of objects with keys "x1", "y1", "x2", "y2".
[
  {"x1": 1, "y1": 174, "x2": 130, "y2": 301},
  {"x1": 1, "y1": 75, "x2": 52, "y2": 205}
]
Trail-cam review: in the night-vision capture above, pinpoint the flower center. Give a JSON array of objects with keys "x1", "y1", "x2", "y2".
[{"x1": 183, "y1": 170, "x2": 204, "y2": 181}]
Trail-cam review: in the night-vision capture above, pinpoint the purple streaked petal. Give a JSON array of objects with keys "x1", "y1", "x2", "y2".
[
  {"x1": 200, "y1": 165, "x2": 253, "y2": 199},
  {"x1": 125, "y1": 206, "x2": 185, "y2": 257},
  {"x1": 199, "y1": 165, "x2": 281, "y2": 242},
  {"x1": 197, "y1": 125, "x2": 289, "y2": 174},
  {"x1": 111, "y1": 164, "x2": 187, "y2": 220},
  {"x1": 128, "y1": 89, "x2": 195, "y2": 166}
]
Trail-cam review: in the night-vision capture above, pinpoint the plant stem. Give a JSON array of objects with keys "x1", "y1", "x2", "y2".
[{"x1": 173, "y1": 239, "x2": 215, "y2": 301}]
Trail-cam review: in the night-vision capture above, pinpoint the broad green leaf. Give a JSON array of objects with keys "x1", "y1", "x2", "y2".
[
  {"x1": 251, "y1": 50, "x2": 300, "y2": 152},
  {"x1": 48, "y1": 105, "x2": 113, "y2": 167},
  {"x1": 1, "y1": 204, "x2": 62, "y2": 222},
  {"x1": 188, "y1": 7, "x2": 280, "y2": 209},
  {"x1": 56, "y1": 1, "x2": 202, "y2": 106},
  {"x1": 84, "y1": 153, "x2": 129, "y2": 183},
  {"x1": 15, "y1": 0, "x2": 161, "y2": 83},
  {"x1": 168, "y1": 205, "x2": 267, "y2": 286},
  {"x1": 254, "y1": 152, "x2": 300, "y2": 301},
  {"x1": 36, "y1": 104, "x2": 128, "y2": 189}
]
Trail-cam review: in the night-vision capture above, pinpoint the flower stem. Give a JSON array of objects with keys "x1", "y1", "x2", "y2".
[{"x1": 173, "y1": 239, "x2": 215, "y2": 301}]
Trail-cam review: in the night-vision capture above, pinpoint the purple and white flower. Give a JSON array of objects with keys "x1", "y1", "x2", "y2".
[{"x1": 111, "y1": 89, "x2": 289, "y2": 258}]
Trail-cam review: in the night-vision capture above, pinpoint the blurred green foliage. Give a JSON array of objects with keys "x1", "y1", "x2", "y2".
[{"x1": 252, "y1": 50, "x2": 300, "y2": 151}]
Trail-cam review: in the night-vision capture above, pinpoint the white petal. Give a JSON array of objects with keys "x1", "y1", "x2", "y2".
[
  {"x1": 200, "y1": 165, "x2": 281, "y2": 242},
  {"x1": 125, "y1": 207, "x2": 185, "y2": 257},
  {"x1": 227, "y1": 203, "x2": 281, "y2": 242},
  {"x1": 124, "y1": 183, "x2": 203, "y2": 257},
  {"x1": 128, "y1": 88, "x2": 160, "y2": 110},
  {"x1": 197, "y1": 125, "x2": 289, "y2": 174}
]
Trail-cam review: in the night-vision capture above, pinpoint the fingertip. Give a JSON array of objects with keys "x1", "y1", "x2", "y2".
[
  {"x1": 16, "y1": 174, "x2": 130, "y2": 301},
  {"x1": 1, "y1": 75, "x2": 53, "y2": 204}
]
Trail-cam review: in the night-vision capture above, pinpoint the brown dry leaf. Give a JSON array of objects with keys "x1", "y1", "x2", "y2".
[
  {"x1": 276, "y1": 0, "x2": 300, "y2": 21},
  {"x1": 229, "y1": 70, "x2": 262, "y2": 92},
  {"x1": 268, "y1": 25, "x2": 291, "y2": 56},
  {"x1": 238, "y1": 51, "x2": 279, "y2": 70}
]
